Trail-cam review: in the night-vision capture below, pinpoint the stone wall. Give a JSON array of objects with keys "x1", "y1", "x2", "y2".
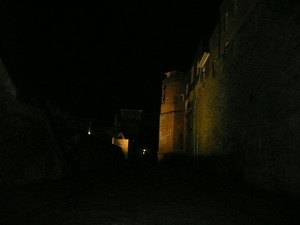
[
  {"x1": 224, "y1": 0, "x2": 300, "y2": 196},
  {"x1": 187, "y1": 0, "x2": 300, "y2": 196},
  {"x1": 0, "y1": 102, "x2": 65, "y2": 188},
  {"x1": 158, "y1": 71, "x2": 185, "y2": 161}
]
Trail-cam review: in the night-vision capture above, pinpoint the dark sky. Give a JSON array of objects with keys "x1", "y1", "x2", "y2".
[{"x1": 0, "y1": 0, "x2": 221, "y2": 123}]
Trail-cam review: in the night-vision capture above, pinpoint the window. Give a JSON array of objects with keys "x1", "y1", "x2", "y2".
[
  {"x1": 168, "y1": 129, "x2": 171, "y2": 136},
  {"x1": 187, "y1": 102, "x2": 193, "y2": 130},
  {"x1": 191, "y1": 66, "x2": 195, "y2": 83},
  {"x1": 196, "y1": 60, "x2": 201, "y2": 77},
  {"x1": 225, "y1": 11, "x2": 229, "y2": 31},
  {"x1": 213, "y1": 59, "x2": 217, "y2": 76},
  {"x1": 197, "y1": 52, "x2": 210, "y2": 82},
  {"x1": 185, "y1": 84, "x2": 189, "y2": 95},
  {"x1": 201, "y1": 66, "x2": 206, "y2": 81},
  {"x1": 189, "y1": 111, "x2": 193, "y2": 130},
  {"x1": 161, "y1": 85, "x2": 166, "y2": 103},
  {"x1": 180, "y1": 94, "x2": 184, "y2": 102},
  {"x1": 233, "y1": 0, "x2": 238, "y2": 15},
  {"x1": 185, "y1": 100, "x2": 188, "y2": 115},
  {"x1": 224, "y1": 41, "x2": 229, "y2": 60}
]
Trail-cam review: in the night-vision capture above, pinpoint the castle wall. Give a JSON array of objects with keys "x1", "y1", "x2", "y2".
[
  {"x1": 224, "y1": 0, "x2": 300, "y2": 195},
  {"x1": 186, "y1": 0, "x2": 300, "y2": 196},
  {"x1": 158, "y1": 71, "x2": 185, "y2": 161}
]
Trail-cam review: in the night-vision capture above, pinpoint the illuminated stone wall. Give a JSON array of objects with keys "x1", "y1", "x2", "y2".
[
  {"x1": 185, "y1": 0, "x2": 300, "y2": 196},
  {"x1": 158, "y1": 71, "x2": 185, "y2": 161},
  {"x1": 113, "y1": 138, "x2": 129, "y2": 159}
]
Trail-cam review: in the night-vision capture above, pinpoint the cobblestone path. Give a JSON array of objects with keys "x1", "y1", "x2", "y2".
[{"x1": 1, "y1": 163, "x2": 299, "y2": 225}]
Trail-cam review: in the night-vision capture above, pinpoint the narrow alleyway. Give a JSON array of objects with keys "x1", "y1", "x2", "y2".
[{"x1": 1, "y1": 162, "x2": 299, "y2": 225}]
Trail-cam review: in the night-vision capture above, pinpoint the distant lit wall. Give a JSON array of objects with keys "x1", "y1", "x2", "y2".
[
  {"x1": 185, "y1": 30, "x2": 228, "y2": 165},
  {"x1": 158, "y1": 71, "x2": 185, "y2": 161},
  {"x1": 112, "y1": 138, "x2": 129, "y2": 159}
]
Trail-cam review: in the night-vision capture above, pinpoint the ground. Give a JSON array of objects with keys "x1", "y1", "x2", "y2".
[{"x1": 0, "y1": 162, "x2": 299, "y2": 225}]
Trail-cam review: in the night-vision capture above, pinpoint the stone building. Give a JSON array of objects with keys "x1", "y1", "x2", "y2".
[
  {"x1": 183, "y1": 0, "x2": 300, "y2": 196},
  {"x1": 158, "y1": 70, "x2": 185, "y2": 162},
  {"x1": 114, "y1": 109, "x2": 159, "y2": 161}
]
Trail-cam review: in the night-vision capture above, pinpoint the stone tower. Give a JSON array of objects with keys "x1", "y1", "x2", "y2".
[{"x1": 158, "y1": 70, "x2": 185, "y2": 162}]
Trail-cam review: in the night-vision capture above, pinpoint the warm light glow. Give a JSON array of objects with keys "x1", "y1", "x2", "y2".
[
  {"x1": 88, "y1": 121, "x2": 92, "y2": 135},
  {"x1": 112, "y1": 138, "x2": 129, "y2": 159}
]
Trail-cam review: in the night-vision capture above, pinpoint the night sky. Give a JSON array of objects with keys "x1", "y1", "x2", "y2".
[{"x1": 0, "y1": 0, "x2": 221, "y2": 123}]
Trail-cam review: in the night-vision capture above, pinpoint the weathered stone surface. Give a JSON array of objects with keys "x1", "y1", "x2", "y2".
[
  {"x1": 185, "y1": 0, "x2": 300, "y2": 197},
  {"x1": 1, "y1": 163, "x2": 299, "y2": 225},
  {"x1": 0, "y1": 102, "x2": 65, "y2": 187}
]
